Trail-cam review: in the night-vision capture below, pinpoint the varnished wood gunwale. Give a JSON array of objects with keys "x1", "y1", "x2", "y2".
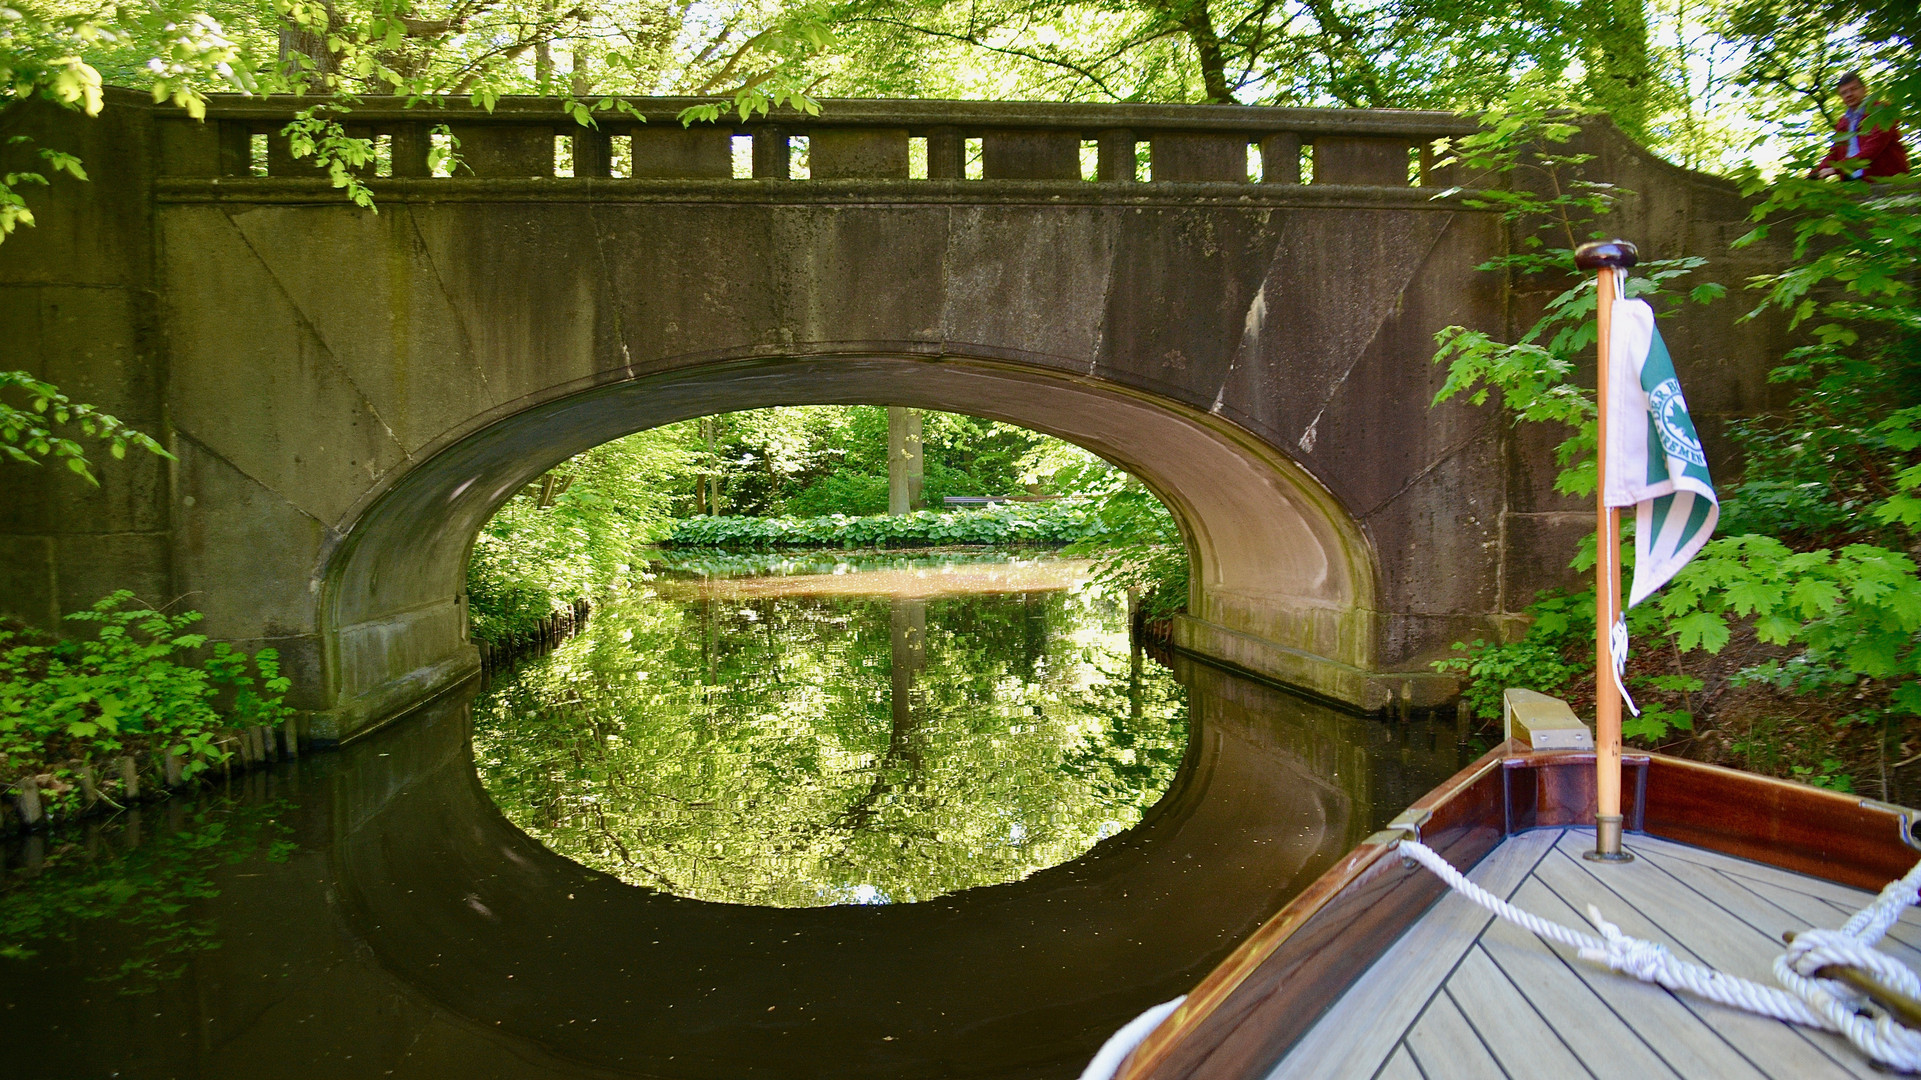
[
  {"x1": 1117, "y1": 742, "x2": 1514, "y2": 1080},
  {"x1": 1116, "y1": 746, "x2": 1921, "y2": 1080},
  {"x1": 1643, "y1": 755, "x2": 1919, "y2": 891}
]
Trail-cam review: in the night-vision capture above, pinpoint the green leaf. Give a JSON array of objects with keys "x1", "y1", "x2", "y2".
[{"x1": 1669, "y1": 611, "x2": 1731, "y2": 654}]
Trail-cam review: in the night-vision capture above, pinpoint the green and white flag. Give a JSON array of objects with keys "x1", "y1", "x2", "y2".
[
  {"x1": 1602, "y1": 276, "x2": 1718, "y2": 711},
  {"x1": 1603, "y1": 285, "x2": 1719, "y2": 606}
]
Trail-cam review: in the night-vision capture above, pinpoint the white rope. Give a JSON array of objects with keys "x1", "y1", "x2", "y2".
[
  {"x1": 1077, "y1": 996, "x2": 1185, "y2": 1080},
  {"x1": 1398, "y1": 837, "x2": 1921, "y2": 1071}
]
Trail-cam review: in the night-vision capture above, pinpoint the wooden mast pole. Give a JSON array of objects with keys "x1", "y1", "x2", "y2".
[{"x1": 1575, "y1": 238, "x2": 1637, "y2": 864}]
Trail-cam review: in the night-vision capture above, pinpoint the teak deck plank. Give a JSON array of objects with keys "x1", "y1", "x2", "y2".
[
  {"x1": 1623, "y1": 838, "x2": 1868, "y2": 954},
  {"x1": 1634, "y1": 838, "x2": 1921, "y2": 951},
  {"x1": 1495, "y1": 876, "x2": 1770, "y2": 1080},
  {"x1": 1278, "y1": 828, "x2": 1903, "y2": 1080},
  {"x1": 1709, "y1": 869, "x2": 1921, "y2": 970},
  {"x1": 1625, "y1": 833, "x2": 1872, "y2": 900},
  {"x1": 1626, "y1": 832, "x2": 1921, "y2": 933},
  {"x1": 1404, "y1": 993, "x2": 1509, "y2": 1080},
  {"x1": 1263, "y1": 829, "x2": 1559, "y2": 1079},
  {"x1": 1539, "y1": 833, "x2": 1877, "y2": 1080},
  {"x1": 1443, "y1": 946, "x2": 1594, "y2": 1080},
  {"x1": 1376, "y1": 1047, "x2": 1424, "y2": 1080},
  {"x1": 1613, "y1": 837, "x2": 1895, "y2": 1079},
  {"x1": 1471, "y1": 899, "x2": 1682, "y2": 1080}
]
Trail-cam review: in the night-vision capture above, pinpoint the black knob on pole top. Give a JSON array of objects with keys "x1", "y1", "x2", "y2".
[{"x1": 1574, "y1": 239, "x2": 1639, "y2": 270}]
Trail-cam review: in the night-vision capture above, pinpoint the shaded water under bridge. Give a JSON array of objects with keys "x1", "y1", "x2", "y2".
[{"x1": 0, "y1": 92, "x2": 1790, "y2": 739}]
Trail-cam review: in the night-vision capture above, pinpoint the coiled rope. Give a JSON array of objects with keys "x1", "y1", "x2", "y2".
[{"x1": 1398, "y1": 838, "x2": 1921, "y2": 1071}]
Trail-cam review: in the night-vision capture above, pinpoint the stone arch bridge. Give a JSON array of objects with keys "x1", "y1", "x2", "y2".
[{"x1": 0, "y1": 92, "x2": 1787, "y2": 741}]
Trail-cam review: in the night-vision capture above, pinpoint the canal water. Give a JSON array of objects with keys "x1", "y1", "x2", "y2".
[{"x1": 1, "y1": 551, "x2": 1479, "y2": 1080}]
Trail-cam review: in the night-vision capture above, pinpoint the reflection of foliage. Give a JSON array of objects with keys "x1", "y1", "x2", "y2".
[
  {"x1": 1061, "y1": 667, "x2": 1189, "y2": 806},
  {"x1": 0, "y1": 798, "x2": 297, "y2": 991},
  {"x1": 471, "y1": 555, "x2": 1187, "y2": 907}
]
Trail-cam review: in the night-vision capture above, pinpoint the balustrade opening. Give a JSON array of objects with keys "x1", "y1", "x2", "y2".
[{"x1": 173, "y1": 98, "x2": 1473, "y2": 188}]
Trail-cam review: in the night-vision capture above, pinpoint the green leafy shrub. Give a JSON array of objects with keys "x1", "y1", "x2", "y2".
[
  {"x1": 466, "y1": 428, "x2": 691, "y2": 647},
  {"x1": 1063, "y1": 483, "x2": 1190, "y2": 621},
  {"x1": 1435, "y1": 592, "x2": 1592, "y2": 722},
  {"x1": 1429, "y1": 101, "x2": 1921, "y2": 785},
  {"x1": 0, "y1": 592, "x2": 290, "y2": 807},
  {"x1": 663, "y1": 502, "x2": 1109, "y2": 549},
  {"x1": 780, "y1": 470, "x2": 890, "y2": 517}
]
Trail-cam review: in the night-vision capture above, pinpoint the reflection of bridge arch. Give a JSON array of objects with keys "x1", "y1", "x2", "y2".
[
  {"x1": 328, "y1": 671, "x2": 1362, "y2": 1080},
  {"x1": 322, "y1": 352, "x2": 1377, "y2": 735}
]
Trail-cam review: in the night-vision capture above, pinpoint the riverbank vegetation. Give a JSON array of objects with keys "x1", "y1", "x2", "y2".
[
  {"x1": 464, "y1": 406, "x2": 1190, "y2": 650},
  {"x1": 663, "y1": 503, "x2": 1107, "y2": 549},
  {"x1": 0, "y1": 593, "x2": 294, "y2": 824},
  {"x1": 1430, "y1": 99, "x2": 1921, "y2": 797},
  {"x1": 2, "y1": 377, "x2": 291, "y2": 825}
]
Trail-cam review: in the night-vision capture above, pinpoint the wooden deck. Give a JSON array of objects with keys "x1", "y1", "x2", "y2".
[{"x1": 1267, "y1": 827, "x2": 1921, "y2": 1080}]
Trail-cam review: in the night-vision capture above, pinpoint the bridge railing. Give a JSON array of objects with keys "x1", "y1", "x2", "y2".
[{"x1": 160, "y1": 97, "x2": 1481, "y2": 188}]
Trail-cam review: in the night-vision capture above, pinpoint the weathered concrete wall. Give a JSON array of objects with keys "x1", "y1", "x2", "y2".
[
  {"x1": 0, "y1": 93, "x2": 171, "y2": 626},
  {"x1": 0, "y1": 92, "x2": 1791, "y2": 739}
]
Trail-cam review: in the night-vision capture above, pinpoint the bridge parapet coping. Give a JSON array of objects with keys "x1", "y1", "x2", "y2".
[{"x1": 155, "y1": 95, "x2": 1479, "y2": 189}]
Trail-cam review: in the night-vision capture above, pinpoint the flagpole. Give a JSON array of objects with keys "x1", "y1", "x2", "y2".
[{"x1": 1575, "y1": 238, "x2": 1637, "y2": 864}]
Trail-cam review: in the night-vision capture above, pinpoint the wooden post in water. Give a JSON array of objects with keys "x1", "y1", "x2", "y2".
[
  {"x1": 14, "y1": 775, "x2": 44, "y2": 828},
  {"x1": 1575, "y1": 239, "x2": 1638, "y2": 864},
  {"x1": 75, "y1": 762, "x2": 100, "y2": 808}
]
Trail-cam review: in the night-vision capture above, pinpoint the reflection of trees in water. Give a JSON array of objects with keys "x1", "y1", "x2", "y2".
[
  {"x1": 0, "y1": 798, "x2": 296, "y2": 990},
  {"x1": 471, "y1": 573, "x2": 1188, "y2": 907}
]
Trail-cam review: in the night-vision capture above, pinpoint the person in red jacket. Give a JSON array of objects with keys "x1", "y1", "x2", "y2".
[{"x1": 1814, "y1": 71, "x2": 1909, "y2": 180}]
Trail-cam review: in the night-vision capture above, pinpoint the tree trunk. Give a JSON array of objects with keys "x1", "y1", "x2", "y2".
[
  {"x1": 702, "y1": 417, "x2": 721, "y2": 515},
  {"x1": 887, "y1": 407, "x2": 923, "y2": 515},
  {"x1": 571, "y1": 41, "x2": 593, "y2": 96},
  {"x1": 534, "y1": 0, "x2": 557, "y2": 92},
  {"x1": 1579, "y1": 0, "x2": 1653, "y2": 139},
  {"x1": 1170, "y1": 0, "x2": 1235, "y2": 104},
  {"x1": 278, "y1": 0, "x2": 340, "y2": 82}
]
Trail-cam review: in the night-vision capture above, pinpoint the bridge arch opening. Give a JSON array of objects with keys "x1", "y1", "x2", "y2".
[{"x1": 315, "y1": 354, "x2": 1379, "y2": 739}]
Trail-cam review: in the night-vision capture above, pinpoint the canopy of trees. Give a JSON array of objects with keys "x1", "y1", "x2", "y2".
[{"x1": 1, "y1": 0, "x2": 1913, "y2": 205}]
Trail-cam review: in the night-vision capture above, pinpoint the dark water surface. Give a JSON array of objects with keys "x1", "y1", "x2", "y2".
[{"x1": 2, "y1": 551, "x2": 1478, "y2": 1080}]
